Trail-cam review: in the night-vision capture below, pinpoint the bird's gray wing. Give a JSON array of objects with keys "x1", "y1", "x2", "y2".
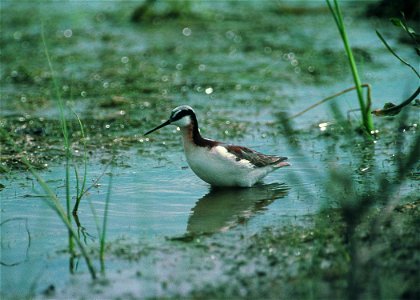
[{"x1": 225, "y1": 145, "x2": 288, "y2": 168}]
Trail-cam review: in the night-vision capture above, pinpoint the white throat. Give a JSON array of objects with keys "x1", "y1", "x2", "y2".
[{"x1": 171, "y1": 115, "x2": 192, "y2": 128}]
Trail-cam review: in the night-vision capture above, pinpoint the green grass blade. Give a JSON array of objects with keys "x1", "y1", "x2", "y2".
[
  {"x1": 326, "y1": 0, "x2": 374, "y2": 132},
  {"x1": 72, "y1": 109, "x2": 88, "y2": 214},
  {"x1": 41, "y1": 24, "x2": 69, "y2": 149},
  {"x1": 20, "y1": 157, "x2": 97, "y2": 279},
  {"x1": 41, "y1": 23, "x2": 75, "y2": 257},
  {"x1": 376, "y1": 30, "x2": 420, "y2": 79},
  {"x1": 100, "y1": 169, "x2": 113, "y2": 274}
]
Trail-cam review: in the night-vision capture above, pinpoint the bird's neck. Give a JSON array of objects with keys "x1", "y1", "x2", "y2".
[{"x1": 179, "y1": 115, "x2": 217, "y2": 149}]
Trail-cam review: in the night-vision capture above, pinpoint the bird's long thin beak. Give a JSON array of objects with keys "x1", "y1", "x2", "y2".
[{"x1": 144, "y1": 120, "x2": 171, "y2": 135}]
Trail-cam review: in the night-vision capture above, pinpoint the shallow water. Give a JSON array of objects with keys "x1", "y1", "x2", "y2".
[
  {"x1": 1, "y1": 0, "x2": 419, "y2": 298},
  {"x1": 2, "y1": 128, "x2": 418, "y2": 296}
]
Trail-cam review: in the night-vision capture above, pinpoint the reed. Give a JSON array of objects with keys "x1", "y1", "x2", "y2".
[
  {"x1": 100, "y1": 170, "x2": 113, "y2": 273},
  {"x1": 279, "y1": 107, "x2": 419, "y2": 299},
  {"x1": 41, "y1": 24, "x2": 76, "y2": 263},
  {"x1": 0, "y1": 123, "x2": 97, "y2": 279},
  {"x1": 86, "y1": 164, "x2": 113, "y2": 275},
  {"x1": 326, "y1": 0, "x2": 374, "y2": 133},
  {"x1": 72, "y1": 110, "x2": 88, "y2": 215},
  {"x1": 40, "y1": 25, "x2": 97, "y2": 278},
  {"x1": 21, "y1": 158, "x2": 97, "y2": 279}
]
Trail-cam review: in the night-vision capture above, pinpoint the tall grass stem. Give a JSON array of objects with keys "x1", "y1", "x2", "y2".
[
  {"x1": 376, "y1": 30, "x2": 420, "y2": 79},
  {"x1": 326, "y1": 0, "x2": 374, "y2": 132},
  {"x1": 72, "y1": 110, "x2": 88, "y2": 214},
  {"x1": 21, "y1": 158, "x2": 97, "y2": 279},
  {"x1": 41, "y1": 24, "x2": 75, "y2": 258},
  {"x1": 100, "y1": 170, "x2": 113, "y2": 273}
]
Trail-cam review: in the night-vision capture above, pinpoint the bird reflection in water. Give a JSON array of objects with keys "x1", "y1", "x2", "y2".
[{"x1": 185, "y1": 183, "x2": 289, "y2": 237}]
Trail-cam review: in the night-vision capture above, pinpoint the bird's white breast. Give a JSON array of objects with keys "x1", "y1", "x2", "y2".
[{"x1": 183, "y1": 144, "x2": 272, "y2": 187}]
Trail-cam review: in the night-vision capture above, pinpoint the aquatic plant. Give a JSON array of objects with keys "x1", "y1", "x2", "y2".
[
  {"x1": 289, "y1": 83, "x2": 372, "y2": 120},
  {"x1": 87, "y1": 165, "x2": 114, "y2": 274},
  {"x1": 373, "y1": 16, "x2": 420, "y2": 116},
  {"x1": 21, "y1": 157, "x2": 97, "y2": 279},
  {"x1": 372, "y1": 86, "x2": 420, "y2": 116},
  {"x1": 72, "y1": 110, "x2": 88, "y2": 215},
  {"x1": 41, "y1": 25, "x2": 77, "y2": 271},
  {"x1": 279, "y1": 104, "x2": 419, "y2": 299},
  {"x1": 40, "y1": 25, "x2": 117, "y2": 278},
  {"x1": 291, "y1": 12, "x2": 420, "y2": 122},
  {"x1": 335, "y1": 122, "x2": 419, "y2": 300},
  {"x1": 14, "y1": 26, "x2": 100, "y2": 279},
  {"x1": 0, "y1": 126, "x2": 96, "y2": 279},
  {"x1": 326, "y1": 0, "x2": 374, "y2": 133}
]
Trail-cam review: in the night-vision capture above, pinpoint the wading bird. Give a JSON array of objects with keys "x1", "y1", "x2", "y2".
[{"x1": 145, "y1": 105, "x2": 289, "y2": 187}]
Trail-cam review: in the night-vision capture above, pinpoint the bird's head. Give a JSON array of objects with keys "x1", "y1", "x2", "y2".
[{"x1": 144, "y1": 105, "x2": 195, "y2": 135}]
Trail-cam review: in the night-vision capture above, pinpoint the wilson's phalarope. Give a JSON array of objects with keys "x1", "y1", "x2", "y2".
[{"x1": 145, "y1": 105, "x2": 290, "y2": 187}]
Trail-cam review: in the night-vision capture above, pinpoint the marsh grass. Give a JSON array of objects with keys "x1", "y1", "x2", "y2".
[
  {"x1": 40, "y1": 24, "x2": 75, "y2": 262},
  {"x1": 72, "y1": 110, "x2": 88, "y2": 215},
  {"x1": 293, "y1": 9, "x2": 420, "y2": 121},
  {"x1": 13, "y1": 25, "x2": 100, "y2": 279},
  {"x1": 90, "y1": 169, "x2": 114, "y2": 274},
  {"x1": 376, "y1": 16, "x2": 419, "y2": 79},
  {"x1": 100, "y1": 171, "x2": 113, "y2": 273},
  {"x1": 0, "y1": 121, "x2": 97, "y2": 277},
  {"x1": 1, "y1": 25, "x2": 117, "y2": 280},
  {"x1": 290, "y1": 83, "x2": 372, "y2": 120},
  {"x1": 326, "y1": 0, "x2": 374, "y2": 133},
  {"x1": 40, "y1": 24, "x2": 117, "y2": 278},
  {"x1": 340, "y1": 132, "x2": 419, "y2": 299},
  {"x1": 279, "y1": 97, "x2": 419, "y2": 299},
  {"x1": 20, "y1": 157, "x2": 97, "y2": 279},
  {"x1": 372, "y1": 17, "x2": 420, "y2": 116}
]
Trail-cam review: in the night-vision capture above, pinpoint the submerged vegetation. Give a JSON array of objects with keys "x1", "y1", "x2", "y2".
[{"x1": 1, "y1": 1, "x2": 419, "y2": 299}]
